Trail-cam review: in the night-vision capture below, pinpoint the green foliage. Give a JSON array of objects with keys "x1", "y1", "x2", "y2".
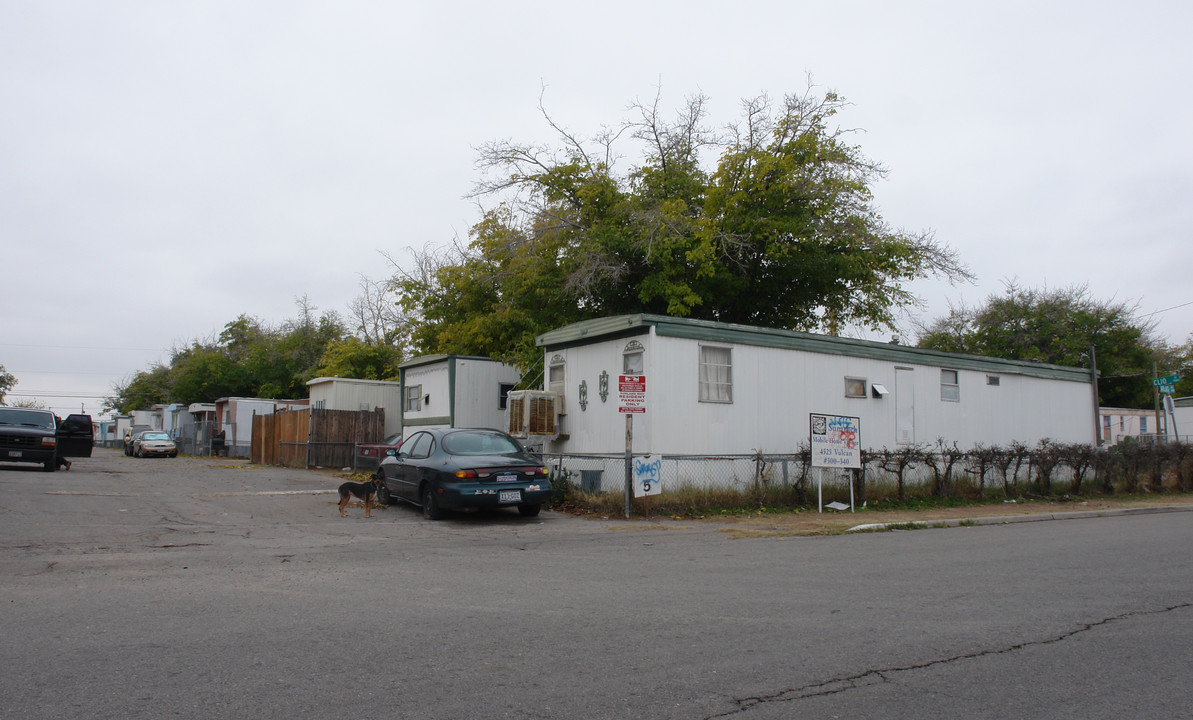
[
  {"x1": 107, "y1": 300, "x2": 388, "y2": 413},
  {"x1": 917, "y1": 282, "x2": 1159, "y2": 409},
  {"x1": 0, "y1": 364, "x2": 15, "y2": 405},
  {"x1": 395, "y1": 86, "x2": 971, "y2": 369},
  {"x1": 110, "y1": 364, "x2": 173, "y2": 413},
  {"x1": 315, "y1": 337, "x2": 401, "y2": 381},
  {"x1": 1160, "y1": 334, "x2": 1193, "y2": 397},
  {"x1": 169, "y1": 344, "x2": 253, "y2": 404}
]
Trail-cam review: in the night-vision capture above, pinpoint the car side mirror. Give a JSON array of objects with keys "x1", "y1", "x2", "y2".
[{"x1": 384, "y1": 448, "x2": 396, "y2": 457}]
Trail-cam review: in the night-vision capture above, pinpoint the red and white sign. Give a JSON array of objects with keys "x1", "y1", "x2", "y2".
[{"x1": 618, "y1": 375, "x2": 647, "y2": 414}]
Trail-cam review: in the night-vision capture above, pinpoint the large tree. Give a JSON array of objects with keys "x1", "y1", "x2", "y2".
[
  {"x1": 106, "y1": 300, "x2": 354, "y2": 413},
  {"x1": 395, "y1": 86, "x2": 972, "y2": 369},
  {"x1": 916, "y1": 282, "x2": 1160, "y2": 408}
]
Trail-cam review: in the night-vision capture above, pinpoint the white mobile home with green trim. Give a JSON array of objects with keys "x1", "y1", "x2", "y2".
[
  {"x1": 534, "y1": 314, "x2": 1097, "y2": 455},
  {"x1": 399, "y1": 355, "x2": 522, "y2": 434}
]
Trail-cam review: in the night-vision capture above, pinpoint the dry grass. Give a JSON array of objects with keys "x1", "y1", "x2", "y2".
[{"x1": 583, "y1": 494, "x2": 1193, "y2": 537}]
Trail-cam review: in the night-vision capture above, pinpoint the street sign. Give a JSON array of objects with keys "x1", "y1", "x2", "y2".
[
  {"x1": 618, "y1": 375, "x2": 646, "y2": 413},
  {"x1": 1153, "y1": 374, "x2": 1181, "y2": 387},
  {"x1": 1159, "y1": 384, "x2": 1176, "y2": 395}
]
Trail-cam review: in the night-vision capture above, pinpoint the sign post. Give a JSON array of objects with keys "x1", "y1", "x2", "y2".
[
  {"x1": 1154, "y1": 371, "x2": 1181, "y2": 438},
  {"x1": 809, "y1": 414, "x2": 862, "y2": 513},
  {"x1": 618, "y1": 375, "x2": 647, "y2": 518}
]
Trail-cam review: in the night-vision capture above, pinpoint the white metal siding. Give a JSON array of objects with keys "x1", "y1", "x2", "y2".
[
  {"x1": 309, "y1": 379, "x2": 403, "y2": 437},
  {"x1": 452, "y1": 359, "x2": 522, "y2": 430},
  {"x1": 548, "y1": 334, "x2": 1095, "y2": 455},
  {"x1": 403, "y1": 364, "x2": 450, "y2": 428}
]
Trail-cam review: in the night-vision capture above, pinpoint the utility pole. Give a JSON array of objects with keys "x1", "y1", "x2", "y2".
[
  {"x1": 1154, "y1": 362, "x2": 1163, "y2": 441},
  {"x1": 1090, "y1": 345, "x2": 1101, "y2": 445}
]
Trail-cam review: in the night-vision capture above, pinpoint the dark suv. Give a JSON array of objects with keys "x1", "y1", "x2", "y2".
[{"x1": 0, "y1": 407, "x2": 93, "y2": 471}]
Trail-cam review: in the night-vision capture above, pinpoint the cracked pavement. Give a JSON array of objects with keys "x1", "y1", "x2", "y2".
[
  {"x1": 3, "y1": 449, "x2": 1192, "y2": 719},
  {"x1": 713, "y1": 603, "x2": 1193, "y2": 718}
]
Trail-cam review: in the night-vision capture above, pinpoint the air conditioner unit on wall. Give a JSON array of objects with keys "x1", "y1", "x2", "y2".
[{"x1": 507, "y1": 390, "x2": 560, "y2": 438}]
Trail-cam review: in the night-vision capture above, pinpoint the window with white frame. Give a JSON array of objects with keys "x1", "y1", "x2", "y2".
[
  {"x1": 1141, "y1": 417, "x2": 1148, "y2": 434},
  {"x1": 986, "y1": 375, "x2": 1001, "y2": 386},
  {"x1": 940, "y1": 369, "x2": 960, "y2": 402},
  {"x1": 844, "y1": 377, "x2": 867, "y2": 398},
  {"x1": 699, "y1": 346, "x2": 732, "y2": 403},
  {"x1": 404, "y1": 384, "x2": 422, "y2": 412}
]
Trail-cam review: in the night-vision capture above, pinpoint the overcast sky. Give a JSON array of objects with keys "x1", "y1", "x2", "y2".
[{"x1": 3, "y1": 0, "x2": 1191, "y2": 418}]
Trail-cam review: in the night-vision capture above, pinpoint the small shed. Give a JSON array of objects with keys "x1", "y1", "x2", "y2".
[{"x1": 306, "y1": 377, "x2": 403, "y2": 438}]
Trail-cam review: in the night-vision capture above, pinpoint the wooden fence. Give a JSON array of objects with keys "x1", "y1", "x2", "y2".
[{"x1": 252, "y1": 408, "x2": 385, "y2": 468}]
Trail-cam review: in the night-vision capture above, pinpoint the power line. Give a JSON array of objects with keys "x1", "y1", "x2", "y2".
[
  {"x1": 1141, "y1": 300, "x2": 1193, "y2": 319},
  {"x1": 0, "y1": 342, "x2": 166, "y2": 352},
  {"x1": 6, "y1": 369, "x2": 127, "y2": 376},
  {"x1": 5, "y1": 391, "x2": 111, "y2": 399}
]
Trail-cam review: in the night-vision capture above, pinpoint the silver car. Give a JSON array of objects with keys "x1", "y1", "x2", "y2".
[{"x1": 133, "y1": 431, "x2": 177, "y2": 458}]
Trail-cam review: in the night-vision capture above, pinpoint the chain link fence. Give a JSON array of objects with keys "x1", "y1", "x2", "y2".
[
  {"x1": 540, "y1": 440, "x2": 1193, "y2": 507},
  {"x1": 170, "y1": 421, "x2": 242, "y2": 458}
]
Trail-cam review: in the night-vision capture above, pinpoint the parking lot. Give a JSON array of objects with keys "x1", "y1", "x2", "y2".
[{"x1": 3, "y1": 449, "x2": 1193, "y2": 719}]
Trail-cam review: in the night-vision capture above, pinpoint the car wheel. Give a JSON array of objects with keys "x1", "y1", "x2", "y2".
[
  {"x1": 135, "y1": 447, "x2": 142, "y2": 458},
  {"x1": 517, "y1": 503, "x2": 541, "y2": 517},
  {"x1": 421, "y1": 486, "x2": 443, "y2": 521},
  {"x1": 374, "y1": 471, "x2": 391, "y2": 505},
  {"x1": 169, "y1": 452, "x2": 177, "y2": 458}
]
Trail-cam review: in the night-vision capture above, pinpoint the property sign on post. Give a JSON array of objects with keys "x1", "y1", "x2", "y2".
[
  {"x1": 619, "y1": 375, "x2": 647, "y2": 517},
  {"x1": 618, "y1": 375, "x2": 646, "y2": 413},
  {"x1": 810, "y1": 414, "x2": 862, "y2": 514},
  {"x1": 809, "y1": 414, "x2": 862, "y2": 469}
]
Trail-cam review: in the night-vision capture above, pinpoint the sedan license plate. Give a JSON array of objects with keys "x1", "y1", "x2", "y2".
[
  {"x1": 498, "y1": 489, "x2": 522, "y2": 504},
  {"x1": 8, "y1": 450, "x2": 22, "y2": 458},
  {"x1": 495, "y1": 473, "x2": 518, "y2": 483}
]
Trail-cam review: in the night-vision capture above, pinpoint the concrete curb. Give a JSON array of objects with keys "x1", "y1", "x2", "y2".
[{"x1": 847, "y1": 505, "x2": 1193, "y2": 533}]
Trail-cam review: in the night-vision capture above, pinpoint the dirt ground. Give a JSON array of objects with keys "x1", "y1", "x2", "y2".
[{"x1": 620, "y1": 494, "x2": 1193, "y2": 538}]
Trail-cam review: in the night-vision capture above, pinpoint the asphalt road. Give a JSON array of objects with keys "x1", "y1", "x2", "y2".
[{"x1": 2, "y1": 449, "x2": 1191, "y2": 719}]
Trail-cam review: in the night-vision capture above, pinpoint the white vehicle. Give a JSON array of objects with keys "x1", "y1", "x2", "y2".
[{"x1": 133, "y1": 431, "x2": 178, "y2": 458}]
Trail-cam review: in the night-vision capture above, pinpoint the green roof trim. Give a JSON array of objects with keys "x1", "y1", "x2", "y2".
[
  {"x1": 537, "y1": 314, "x2": 1093, "y2": 383},
  {"x1": 398, "y1": 353, "x2": 494, "y2": 370}
]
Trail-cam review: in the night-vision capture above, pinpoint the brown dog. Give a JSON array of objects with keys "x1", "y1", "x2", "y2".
[{"x1": 337, "y1": 478, "x2": 379, "y2": 518}]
